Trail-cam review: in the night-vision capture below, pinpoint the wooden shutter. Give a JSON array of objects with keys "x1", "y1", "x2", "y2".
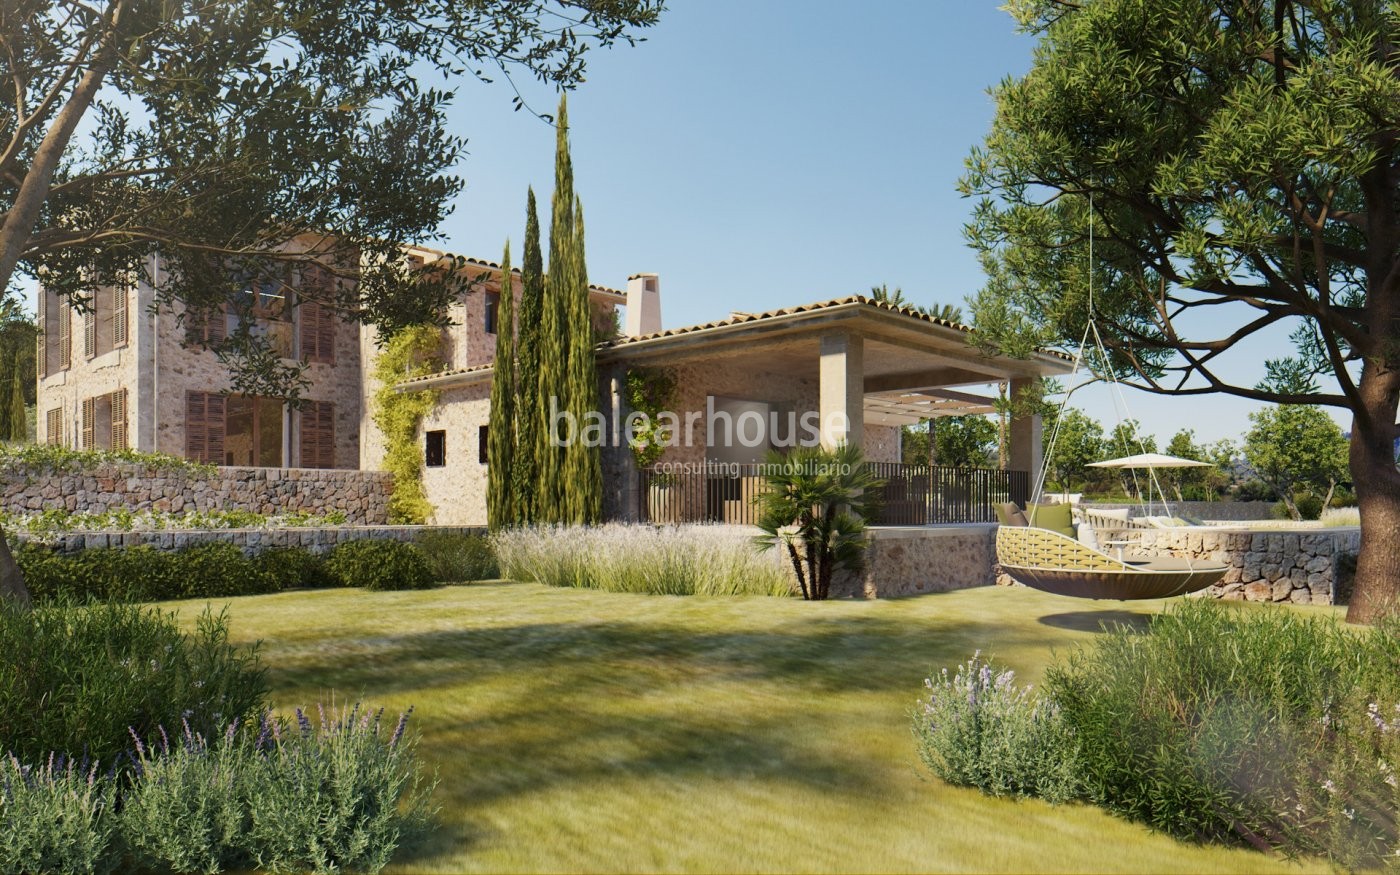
[
  {"x1": 185, "y1": 391, "x2": 226, "y2": 464},
  {"x1": 299, "y1": 400, "x2": 335, "y2": 468},
  {"x1": 110, "y1": 389, "x2": 128, "y2": 450},
  {"x1": 83, "y1": 306, "x2": 96, "y2": 358},
  {"x1": 299, "y1": 266, "x2": 335, "y2": 365},
  {"x1": 45, "y1": 408, "x2": 62, "y2": 446},
  {"x1": 112, "y1": 284, "x2": 129, "y2": 348},
  {"x1": 58, "y1": 304, "x2": 71, "y2": 369},
  {"x1": 36, "y1": 293, "x2": 46, "y2": 379},
  {"x1": 81, "y1": 397, "x2": 95, "y2": 449},
  {"x1": 299, "y1": 300, "x2": 336, "y2": 364},
  {"x1": 185, "y1": 306, "x2": 226, "y2": 346}
]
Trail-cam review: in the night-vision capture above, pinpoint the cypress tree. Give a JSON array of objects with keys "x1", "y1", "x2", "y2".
[
  {"x1": 563, "y1": 197, "x2": 602, "y2": 523},
  {"x1": 0, "y1": 358, "x2": 11, "y2": 442},
  {"x1": 7, "y1": 362, "x2": 22, "y2": 443},
  {"x1": 535, "y1": 95, "x2": 575, "y2": 523},
  {"x1": 512, "y1": 188, "x2": 543, "y2": 523},
  {"x1": 486, "y1": 243, "x2": 516, "y2": 530}
]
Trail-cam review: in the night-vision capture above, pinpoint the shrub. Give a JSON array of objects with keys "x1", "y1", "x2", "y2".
[
  {"x1": 0, "y1": 753, "x2": 120, "y2": 875},
  {"x1": 121, "y1": 722, "x2": 249, "y2": 875},
  {"x1": 326, "y1": 539, "x2": 434, "y2": 591},
  {"x1": 0, "y1": 600, "x2": 266, "y2": 766},
  {"x1": 241, "y1": 706, "x2": 435, "y2": 874},
  {"x1": 414, "y1": 530, "x2": 498, "y2": 582},
  {"x1": 1295, "y1": 493, "x2": 1325, "y2": 520},
  {"x1": 7, "y1": 705, "x2": 433, "y2": 875},
  {"x1": 18, "y1": 542, "x2": 279, "y2": 602},
  {"x1": 252, "y1": 547, "x2": 337, "y2": 591},
  {"x1": 493, "y1": 524, "x2": 794, "y2": 597},
  {"x1": 913, "y1": 653, "x2": 1080, "y2": 803},
  {"x1": 1046, "y1": 599, "x2": 1400, "y2": 865}
]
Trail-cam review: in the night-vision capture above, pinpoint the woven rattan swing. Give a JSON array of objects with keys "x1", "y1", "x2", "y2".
[{"x1": 994, "y1": 199, "x2": 1228, "y2": 600}]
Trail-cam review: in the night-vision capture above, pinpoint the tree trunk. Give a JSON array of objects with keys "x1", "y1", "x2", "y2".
[
  {"x1": 786, "y1": 540, "x2": 809, "y2": 601},
  {"x1": 0, "y1": 528, "x2": 31, "y2": 607},
  {"x1": 1346, "y1": 389, "x2": 1400, "y2": 624}
]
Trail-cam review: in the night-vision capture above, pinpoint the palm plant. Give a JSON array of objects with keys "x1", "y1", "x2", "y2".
[
  {"x1": 868, "y1": 284, "x2": 964, "y2": 324},
  {"x1": 753, "y1": 443, "x2": 883, "y2": 601}
]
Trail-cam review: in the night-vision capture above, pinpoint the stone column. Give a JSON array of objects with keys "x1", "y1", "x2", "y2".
[
  {"x1": 1008, "y1": 376, "x2": 1043, "y2": 485},
  {"x1": 819, "y1": 332, "x2": 864, "y2": 450}
]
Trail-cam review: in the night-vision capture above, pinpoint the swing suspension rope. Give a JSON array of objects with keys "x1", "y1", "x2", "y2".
[{"x1": 1031, "y1": 193, "x2": 1174, "y2": 518}]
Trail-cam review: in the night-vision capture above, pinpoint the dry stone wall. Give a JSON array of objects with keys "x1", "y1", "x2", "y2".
[
  {"x1": 1, "y1": 464, "x2": 392, "y2": 524},
  {"x1": 1124, "y1": 527, "x2": 1359, "y2": 605}
]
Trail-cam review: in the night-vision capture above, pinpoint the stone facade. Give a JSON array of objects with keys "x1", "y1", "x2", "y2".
[
  {"x1": 37, "y1": 252, "x2": 363, "y2": 469},
  {"x1": 831, "y1": 524, "x2": 999, "y2": 598},
  {"x1": 418, "y1": 383, "x2": 491, "y2": 526},
  {"x1": 1119, "y1": 526, "x2": 1359, "y2": 605},
  {"x1": 13, "y1": 524, "x2": 480, "y2": 556},
  {"x1": 0, "y1": 464, "x2": 392, "y2": 523}
]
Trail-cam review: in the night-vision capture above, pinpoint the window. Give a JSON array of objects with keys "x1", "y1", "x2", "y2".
[
  {"x1": 426, "y1": 430, "x2": 445, "y2": 467},
  {"x1": 484, "y1": 292, "x2": 499, "y2": 335},
  {"x1": 44, "y1": 408, "x2": 62, "y2": 446},
  {"x1": 299, "y1": 400, "x2": 335, "y2": 468},
  {"x1": 224, "y1": 395, "x2": 284, "y2": 467},
  {"x1": 185, "y1": 305, "x2": 227, "y2": 346},
  {"x1": 80, "y1": 390, "x2": 126, "y2": 450},
  {"x1": 478, "y1": 425, "x2": 488, "y2": 464},
  {"x1": 186, "y1": 391, "x2": 284, "y2": 467}
]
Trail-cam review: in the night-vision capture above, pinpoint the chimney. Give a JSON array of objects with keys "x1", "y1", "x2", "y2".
[{"x1": 625, "y1": 273, "x2": 661, "y2": 337}]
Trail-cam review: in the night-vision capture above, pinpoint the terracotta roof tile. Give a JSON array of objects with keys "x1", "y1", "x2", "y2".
[
  {"x1": 406, "y1": 245, "x2": 626, "y2": 298},
  {"x1": 599, "y1": 294, "x2": 1073, "y2": 361},
  {"x1": 397, "y1": 294, "x2": 1072, "y2": 389}
]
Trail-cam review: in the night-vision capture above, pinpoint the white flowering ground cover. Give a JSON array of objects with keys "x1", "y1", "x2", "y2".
[{"x1": 157, "y1": 583, "x2": 1328, "y2": 873}]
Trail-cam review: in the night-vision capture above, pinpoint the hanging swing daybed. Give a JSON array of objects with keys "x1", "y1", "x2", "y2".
[
  {"x1": 996, "y1": 524, "x2": 1227, "y2": 600},
  {"x1": 992, "y1": 191, "x2": 1229, "y2": 600}
]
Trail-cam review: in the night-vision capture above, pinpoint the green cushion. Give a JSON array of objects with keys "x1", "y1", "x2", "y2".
[{"x1": 1027, "y1": 503, "x2": 1075, "y2": 537}]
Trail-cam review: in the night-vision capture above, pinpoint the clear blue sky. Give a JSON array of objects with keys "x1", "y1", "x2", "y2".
[
  {"x1": 425, "y1": 0, "x2": 1350, "y2": 447},
  {"x1": 25, "y1": 0, "x2": 1353, "y2": 446}
]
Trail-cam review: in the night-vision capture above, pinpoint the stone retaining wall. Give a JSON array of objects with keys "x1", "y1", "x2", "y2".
[
  {"x1": 13, "y1": 524, "x2": 483, "y2": 555},
  {"x1": 832, "y1": 524, "x2": 998, "y2": 598},
  {"x1": 1122, "y1": 527, "x2": 1359, "y2": 605},
  {"x1": 1, "y1": 465, "x2": 393, "y2": 524},
  {"x1": 1086, "y1": 500, "x2": 1276, "y2": 521}
]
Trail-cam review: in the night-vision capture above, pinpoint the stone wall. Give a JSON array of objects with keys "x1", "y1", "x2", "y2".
[
  {"x1": 1, "y1": 464, "x2": 392, "y2": 524},
  {"x1": 1085, "y1": 501, "x2": 1277, "y2": 521},
  {"x1": 13, "y1": 524, "x2": 481, "y2": 555},
  {"x1": 1122, "y1": 526, "x2": 1359, "y2": 605},
  {"x1": 831, "y1": 524, "x2": 998, "y2": 598}
]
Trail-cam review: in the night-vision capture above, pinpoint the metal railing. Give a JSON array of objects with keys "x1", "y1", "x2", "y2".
[{"x1": 638, "y1": 462, "x2": 1029, "y2": 527}]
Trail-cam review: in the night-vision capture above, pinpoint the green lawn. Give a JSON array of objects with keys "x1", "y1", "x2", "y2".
[{"x1": 163, "y1": 584, "x2": 1335, "y2": 874}]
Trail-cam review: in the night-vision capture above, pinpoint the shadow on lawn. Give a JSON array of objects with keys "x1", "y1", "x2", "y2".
[{"x1": 1038, "y1": 609, "x2": 1152, "y2": 634}]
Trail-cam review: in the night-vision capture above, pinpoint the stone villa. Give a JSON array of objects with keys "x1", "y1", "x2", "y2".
[{"x1": 36, "y1": 247, "x2": 1072, "y2": 526}]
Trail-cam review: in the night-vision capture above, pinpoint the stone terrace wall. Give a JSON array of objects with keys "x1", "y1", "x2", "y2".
[
  {"x1": 13, "y1": 524, "x2": 482, "y2": 555},
  {"x1": 1, "y1": 465, "x2": 393, "y2": 525},
  {"x1": 832, "y1": 525, "x2": 999, "y2": 599},
  {"x1": 1086, "y1": 501, "x2": 1276, "y2": 521},
  {"x1": 1125, "y1": 527, "x2": 1359, "y2": 605}
]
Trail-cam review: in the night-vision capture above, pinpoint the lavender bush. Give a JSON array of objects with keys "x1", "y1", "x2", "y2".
[
  {"x1": 913, "y1": 653, "x2": 1081, "y2": 802},
  {"x1": 3, "y1": 704, "x2": 433, "y2": 875},
  {"x1": 493, "y1": 524, "x2": 794, "y2": 596},
  {"x1": 0, "y1": 753, "x2": 119, "y2": 875}
]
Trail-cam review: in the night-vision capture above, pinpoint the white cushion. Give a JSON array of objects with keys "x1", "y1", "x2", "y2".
[{"x1": 1078, "y1": 523, "x2": 1099, "y2": 551}]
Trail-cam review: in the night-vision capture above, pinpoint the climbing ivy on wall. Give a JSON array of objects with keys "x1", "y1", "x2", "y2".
[{"x1": 371, "y1": 325, "x2": 442, "y2": 524}]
